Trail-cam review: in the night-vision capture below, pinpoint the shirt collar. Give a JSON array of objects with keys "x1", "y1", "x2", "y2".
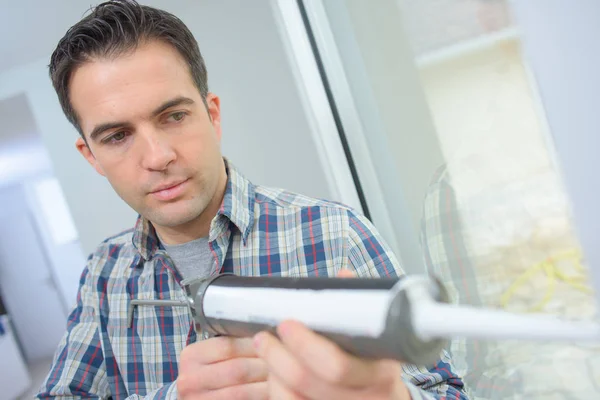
[{"x1": 132, "y1": 158, "x2": 255, "y2": 262}]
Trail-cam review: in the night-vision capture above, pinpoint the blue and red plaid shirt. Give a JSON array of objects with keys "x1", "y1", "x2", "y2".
[{"x1": 37, "y1": 159, "x2": 467, "y2": 399}]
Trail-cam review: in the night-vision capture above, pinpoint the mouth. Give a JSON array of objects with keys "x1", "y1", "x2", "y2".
[{"x1": 150, "y1": 179, "x2": 189, "y2": 201}]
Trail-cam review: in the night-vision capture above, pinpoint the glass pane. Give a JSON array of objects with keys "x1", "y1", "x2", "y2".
[
  {"x1": 317, "y1": 0, "x2": 599, "y2": 398},
  {"x1": 401, "y1": 2, "x2": 599, "y2": 398},
  {"x1": 398, "y1": 0, "x2": 596, "y2": 315}
]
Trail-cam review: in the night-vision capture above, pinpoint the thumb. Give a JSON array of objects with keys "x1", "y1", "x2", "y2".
[{"x1": 336, "y1": 269, "x2": 356, "y2": 278}]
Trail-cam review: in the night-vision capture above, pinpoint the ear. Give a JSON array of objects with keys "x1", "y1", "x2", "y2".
[
  {"x1": 76, "y1": 137, "x2": 106, "y2": 176},
  {"x1": 205, "y1": 92, "x2": 222, "y2": 142}
]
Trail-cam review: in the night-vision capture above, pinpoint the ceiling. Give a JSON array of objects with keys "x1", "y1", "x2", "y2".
[{"x1": 0, "y1": 0, "x2": 196, "y2": 73}]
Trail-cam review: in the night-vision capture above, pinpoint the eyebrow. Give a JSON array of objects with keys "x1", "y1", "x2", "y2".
[{"x1": 88, "y1": 96, "x2": 196, "y2": 141}]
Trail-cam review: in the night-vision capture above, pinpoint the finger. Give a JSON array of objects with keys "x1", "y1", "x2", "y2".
[
  {"x1": 181, "y1": 336, "x2": 257, "y2": 365},
  {"x1": 254, "y1": 332, "x2": 357, "y2": 400},
  {"x1": 203, "y1": 382, "x2": 269, "y2": 400},
  {"x1": 336, "y1": 269, "x2": 356, "y2": 278},
  {"x1": 254, "y1": 332, "x2": 318, "y2": 394},
  {"x1": 268, "y1": 374, "x2": 309, "y2": 400},
  {"x1": 277, "y1": 320, "x2": 402, "y2": 388},
  {"x1": 199, "y1": 358, "x2": 268, "y2": 390}
]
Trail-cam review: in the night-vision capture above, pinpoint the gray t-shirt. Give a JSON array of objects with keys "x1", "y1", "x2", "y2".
[{"x1": 161, "y1": 237, "x2": 215, "y2": 281}]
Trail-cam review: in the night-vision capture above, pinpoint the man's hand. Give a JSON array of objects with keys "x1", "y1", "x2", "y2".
[
  {"x1": 253, "y1": 269, "x2": 411, "y2": 400},
  {"x1": 177, "y1": 336, "x2": 268, "y2": 400}
]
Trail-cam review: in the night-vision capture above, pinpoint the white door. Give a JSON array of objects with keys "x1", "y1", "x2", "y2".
[{"x1": 0, "y1": 184, "x2": 66, "y2": 361}]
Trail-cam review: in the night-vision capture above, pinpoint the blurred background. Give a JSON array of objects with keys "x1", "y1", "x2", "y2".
[{"x1": 0, "y1": 0, "x2": 598, "y2": 398}]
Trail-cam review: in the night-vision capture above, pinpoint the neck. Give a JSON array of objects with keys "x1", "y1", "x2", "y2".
[{"x1": 154, "y1": 210, "x2": 215, "y2": 245}]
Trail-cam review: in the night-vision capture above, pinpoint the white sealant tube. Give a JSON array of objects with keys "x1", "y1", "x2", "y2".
[
  {"x1": 183, "y1": 274, "x2": 451, "y2": 366},
  {"x1": 203, "y1": 285, "x2": 393, "y2": 337}
]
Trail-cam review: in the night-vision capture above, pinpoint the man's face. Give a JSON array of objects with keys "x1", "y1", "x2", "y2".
[{"x1": 72, "y1": 40, "x2": 225, "y2": 231}]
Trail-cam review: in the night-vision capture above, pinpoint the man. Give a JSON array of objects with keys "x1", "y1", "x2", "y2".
[{"x1": 39, "y1": 1, "x2": 467, "y2": 399}]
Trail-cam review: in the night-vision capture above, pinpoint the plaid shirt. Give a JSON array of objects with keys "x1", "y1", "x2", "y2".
[
  {"x1": 420, "y1": 165, "x2": 515, "y2": 399},
  {"x1": 38, "y1": 160, "x2": 467, "y2": 399}
]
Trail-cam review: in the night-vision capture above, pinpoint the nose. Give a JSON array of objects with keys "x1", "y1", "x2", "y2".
[{"x1": 139, "y1": 128, "x2": 176, "y2": 171}]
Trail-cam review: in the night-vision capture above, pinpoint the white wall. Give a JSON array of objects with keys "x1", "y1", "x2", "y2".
[
  {"x1": 0, "y1": 0, "x2": 336, "y2": 256},
  {"x1": 512, "y1": 0, "x2": 600, "y2": 307},
  {"x1": 191, "y1": 1, "x2": 332, "y2": 200}
]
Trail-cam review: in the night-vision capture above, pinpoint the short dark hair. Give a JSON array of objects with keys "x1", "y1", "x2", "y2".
[{"x1": 49, "y1": 0, "x2": 209, "y2": 137}]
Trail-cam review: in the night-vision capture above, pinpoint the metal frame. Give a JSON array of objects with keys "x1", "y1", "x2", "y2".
[
  {"x1": 270, "y1": 0, "x2": 364, "y2": 214},
  {"x1": 295, "y1": 0, "x2": 405, "y2": 262}
]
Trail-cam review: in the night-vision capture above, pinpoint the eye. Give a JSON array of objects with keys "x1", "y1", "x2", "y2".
[
  {"x1": 168, "y1": 112, "x2": 186, "y2": 122},
  {"x1": 112, "y1": 132, "x2": 126, "y2": 141},
  {"x1": 103, "y1": 131, "x2": 128, "y2": 145}
]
